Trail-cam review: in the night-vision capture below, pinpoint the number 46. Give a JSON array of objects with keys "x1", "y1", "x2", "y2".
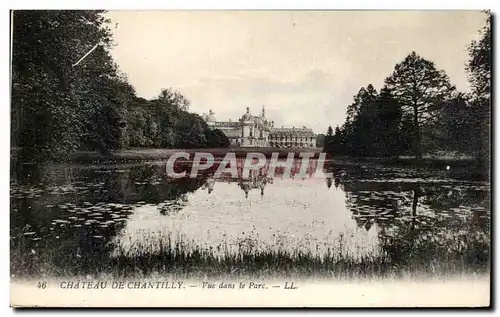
[{"x1": 37, "y1": 281, "x2": 47, "y2": 289}]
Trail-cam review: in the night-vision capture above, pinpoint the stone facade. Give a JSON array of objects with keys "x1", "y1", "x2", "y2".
[
  {"x1": 269, "y1": 127, "x2": 316, "y2": 148},
  {"x1": 202, "y1": 107, "x2": 316, "y2": 148}
]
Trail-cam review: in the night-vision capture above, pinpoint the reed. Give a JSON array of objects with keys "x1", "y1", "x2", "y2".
[{"x1": 10, "y1": 231, "x2": 490, "y2": 280}]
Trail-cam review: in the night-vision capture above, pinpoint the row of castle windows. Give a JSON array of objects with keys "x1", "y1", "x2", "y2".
[{"x1": 269, "y1": 136, "x2": 314, "y2": 142}]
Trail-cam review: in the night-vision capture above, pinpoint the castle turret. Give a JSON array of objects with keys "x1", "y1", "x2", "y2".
[
  {"x1": 242, "y1": 106, "x2": 252, "y2": 121},
  {"x1": 207, "y1": 109, "x2": 216, "y2": 122}
]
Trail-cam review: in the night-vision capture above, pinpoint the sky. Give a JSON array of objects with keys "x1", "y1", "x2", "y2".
[{"x1": 106, "y1": 10, "x2": 487, "y2": 134}]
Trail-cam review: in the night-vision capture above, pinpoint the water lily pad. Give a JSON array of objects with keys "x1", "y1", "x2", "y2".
[{"x1": 53, "y1": 219, "x2": 70, "y2": 224}]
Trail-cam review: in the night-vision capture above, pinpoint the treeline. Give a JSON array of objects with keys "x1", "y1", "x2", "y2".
[
  {"x1": 11, "y1": 10, "x2": 229, "y2": 162},
  {"x1": 324, "y1": 13, "x2": 490, "y2": 164},
  {"x1": 120, "y1": 89, "x2": 230, "y2": 150}
]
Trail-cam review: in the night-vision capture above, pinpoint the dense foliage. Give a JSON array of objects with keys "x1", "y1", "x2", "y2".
[
  {"x1": 324, "y1": 13, "x2": 491, "y2": 164},
  {"x1": 11, "y1": 10, "x2": 229, "y2": 162}
]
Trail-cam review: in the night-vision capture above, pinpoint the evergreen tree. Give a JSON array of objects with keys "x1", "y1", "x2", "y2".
[
  {"x1": 385, "y1": 51, "x2": 455, "y2": 159},
  {"x1": 466, "y1": 13, "x2": 491, "y2": 166},
  {"x1": 372, "y1": 87, "x2": 403, "y2": 157},
  {"x1": 323, "y1": 125, "x2": 334, "y2": 153},
  {"x1": 327, "y1": 126, "x2": 333, "y2": 136}
]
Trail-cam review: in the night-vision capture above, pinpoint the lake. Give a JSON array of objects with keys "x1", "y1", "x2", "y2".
[{"x1": 10, "y1": 158, "x2": 490, "y2": 279}]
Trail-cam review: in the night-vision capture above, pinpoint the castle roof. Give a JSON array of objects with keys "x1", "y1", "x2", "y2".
[
  {"x1": 242, "y1": 113, "x2": 260, "y2": 121},
  {"x1": 222, "y1": 129, "x2": 241, "y2": 138},
  {"x1": 270, "y1": 127, "x2": 315, "y2": 137}
]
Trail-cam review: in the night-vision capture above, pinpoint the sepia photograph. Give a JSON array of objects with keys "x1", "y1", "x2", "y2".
[{"x1": 9, "y1": 9, "x2": 491, "y2": 307}]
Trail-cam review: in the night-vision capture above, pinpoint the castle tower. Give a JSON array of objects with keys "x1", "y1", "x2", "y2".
[{"x1": 207, "y1": 109, "x2": 216, "y2": 126}]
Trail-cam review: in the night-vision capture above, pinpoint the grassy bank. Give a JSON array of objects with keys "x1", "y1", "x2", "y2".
[
  {"x1": 11, "y1": 232, "x2": 490, "y2": 280},
  {"x1": 11, "y1": 147, "x2": 482, "y2": 167},
  {"x1": 11, "y1": 147, "x2": 323, "y2": 165},
  {"x1": 330, "y1": 155, "x2": 480, "y2": 169},
  {"x1": 328, "y1": 155, "x2": 488, "y2": 181}
]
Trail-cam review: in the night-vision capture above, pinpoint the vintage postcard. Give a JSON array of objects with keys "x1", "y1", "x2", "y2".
[{"x1": 9, "y1": 10, "x2": 491, "y2": 307}]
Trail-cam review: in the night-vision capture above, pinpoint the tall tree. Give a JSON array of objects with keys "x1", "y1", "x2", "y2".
[
  {"x1": 12, "y1": 11, "x2": 232, "y2": 161},
  {"x1": 327, "y1": 125, "x2": 333, "y2": 136},
  {"x1": 371, "y1": 87, "x2": 403, "y2": 157},
  {"x1": 432, "y1": 93, "x2": 475, "y2": 155},
  {"x1": 341, "y1": 85, "x2": 379, "y2": 156},
  {"x1": 206, "y1": 129, "x2": 230, "y2": 148},
  {"x1": 353, "y1": 85, "x2": 379, "y2": 156},
  {"x1": 315, "y1": 133, "x2": 326, "y2": 148},
  {"x1": 466, "y1": 13, "x2": 491, "y2": 167},
  {"x1": 385, "y1": 51, "x2": 455, "y2": 159},
  {"x1": 323, "y1": 125, "x2": 334, "y2": 153},
  {"x1": 467, "y1": 13, "x2": 491, "y2": 101},
  {"x1": 11, "y1": 10, "x2": 123, "y2": 160},
  {"x1": 331, "y1": 126, "x2": 343, "y2": 155},
  {"x1": 158, "y1": 88, "x2": 190, "y2": 111}
]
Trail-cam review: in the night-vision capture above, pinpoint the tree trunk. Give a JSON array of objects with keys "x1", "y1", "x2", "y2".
[
  {"x1": 412, "y1": 186, "x2": 419, "y2": 218},
  {"x1": 413, "y1": 104, "x2": 422, "y2": 160},
  {"x1": 410, "y1": 185, "x2": 420, "y2": 250}
]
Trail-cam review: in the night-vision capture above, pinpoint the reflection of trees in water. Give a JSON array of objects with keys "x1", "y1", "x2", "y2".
[
  {"x1": 325, "y1": 175, "x2": 340, "y2": 190},
  {"x1": 85, "y1": 164, "x2": 207, "y2": 204},
  {"x1": 340, "y1": 176, "x2": 490, "y2": 268},
  {"x1": 323, "y1": 164, "x2": 354, "y2": 192},
  {"x1": 10, "y1": 163, "x2": 209, "y2": 276},
  {"x1": 11, "y1": 161, "x2": 491, "y2": 276},
  {"x1": 238, "y1": 170, "x2": 272, "y2": 199}
]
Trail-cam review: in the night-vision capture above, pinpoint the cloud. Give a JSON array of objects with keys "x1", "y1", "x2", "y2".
[
  {"x1": 174, "y1": 69, "x2": 361, "y2": 134},
  {"x1": 107, "y1": 10, "x2": 488, "y2": 133}
]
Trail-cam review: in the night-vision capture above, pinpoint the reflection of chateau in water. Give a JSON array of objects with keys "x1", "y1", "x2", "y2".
[
  {"x1": 203, "y1": 171, "x2": 273, "y2": 199},
  {"x1": 201, "y1": 158, "x2": 321, "y2": 198},
  {"x1": 10, "y1": 160, "x2": 491, "y2": 278},
  {"x1": 202, "y1": 107, "x2": 317, "y2": 148}
]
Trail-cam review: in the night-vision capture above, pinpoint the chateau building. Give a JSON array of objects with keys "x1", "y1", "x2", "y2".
[
  {"x1": 202, "y1": 107, "x2": 316, "y2": 148},
  {"x1": 268, "y1": 127, "x2": 316, "y2": 148}
]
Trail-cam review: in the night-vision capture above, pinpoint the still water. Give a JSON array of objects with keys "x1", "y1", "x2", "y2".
[{"x1": 10, "y1": 158, "x2": 490, "y2": 277}]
